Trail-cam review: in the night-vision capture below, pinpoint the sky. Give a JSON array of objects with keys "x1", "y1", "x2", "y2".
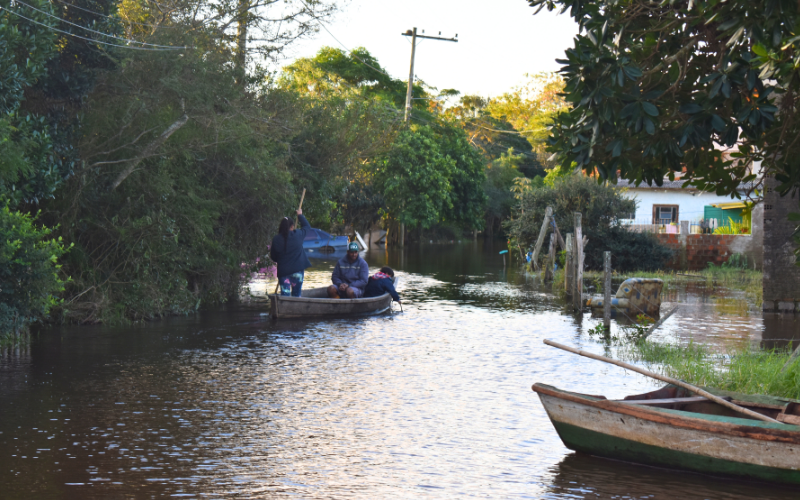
[{"x1": 284, "y1": 0, "x2": 579, "y2": 98}]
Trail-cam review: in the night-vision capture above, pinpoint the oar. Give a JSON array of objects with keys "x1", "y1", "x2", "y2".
[
  {"x1": 274, "y1": 189, "x2": 307, "y2": 295},
  {"x1": 295, "y1": 188, "x2": 306, "y2": 227},
  {"x1": 543, "y1": 339, "x2": 783, "y2": 425}
]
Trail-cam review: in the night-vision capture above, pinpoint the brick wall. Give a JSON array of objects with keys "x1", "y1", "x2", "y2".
[{"x1": 655, "y1": 234, "x2": 757, "y2": 271}]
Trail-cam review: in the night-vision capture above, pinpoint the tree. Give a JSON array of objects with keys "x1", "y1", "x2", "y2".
[
  {"x1": 528, "y1": 0, "x2": 800, "y2": 196},
  {"x1": 0, "y1": 0, "x2": 61, "y2": 205},
  {"x1": 279, "y1": 46, "x2": 426, "y2": 109},
  {"x1": 484, "y1": 72, "x2": 569, "y2": 158},
  {"x1": 374, "y1": 125, "x2": 456, "y2": 229}
]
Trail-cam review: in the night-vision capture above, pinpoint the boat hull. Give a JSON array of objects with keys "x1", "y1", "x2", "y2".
[
  {"x1": 535, "y1": 384, "x2": 800, "y2": 484},
  {"x1": 269, "y1": 286, "x2": 393, "y2": 319}
]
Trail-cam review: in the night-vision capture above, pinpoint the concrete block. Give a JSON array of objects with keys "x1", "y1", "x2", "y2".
[
  {"x1": 763, "y1": 300, "x2": 775, "y2": 311},
  {"x1": 779, "y1": 301, "x2": 796, "y2": 312}
]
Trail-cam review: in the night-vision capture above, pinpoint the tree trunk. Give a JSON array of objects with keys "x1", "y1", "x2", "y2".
[{"x1": 235, "y1": 0, "x2": 250, "y2": 86}]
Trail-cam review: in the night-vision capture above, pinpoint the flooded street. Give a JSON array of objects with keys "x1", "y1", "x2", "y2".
[{"x1": 1, "y1": 242, "x2": 797, "y2": 498}]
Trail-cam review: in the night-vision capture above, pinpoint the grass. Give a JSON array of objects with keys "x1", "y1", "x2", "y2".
[{"x1": 616, "y1": 339, "x2": 800, "y2": 400}]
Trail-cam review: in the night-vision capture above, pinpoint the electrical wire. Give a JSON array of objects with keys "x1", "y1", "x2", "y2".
[
  {"x1": 14, "y1": 0, "x2": 187, "y2": 48},
  {"x1": 296, "y1": 0, "x2": 394, "y2": 80},
  {"x1": 0, "y1": 6, "x2": 189, "y2": 50},
  {"x1": 51, "y1": 0, "x2": 180, "y2": 29}
]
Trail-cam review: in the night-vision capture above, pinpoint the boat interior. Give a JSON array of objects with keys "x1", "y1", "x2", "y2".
[{"x1": 594, "y1": 385, "x2": 800, "y2": 424}]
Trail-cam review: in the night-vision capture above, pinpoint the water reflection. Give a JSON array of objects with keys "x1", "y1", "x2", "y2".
[{"x1": 0, "y1": 241, "x2": 796, "y2": 499}]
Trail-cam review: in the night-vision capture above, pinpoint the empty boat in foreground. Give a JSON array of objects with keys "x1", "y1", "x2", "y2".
[{"x1": 533, "y1": 382, "x2": 800, "y2": 484}]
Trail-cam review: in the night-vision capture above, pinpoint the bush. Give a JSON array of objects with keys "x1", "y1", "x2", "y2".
[
  {"x1": 0, "y1": 205, "x2": 70, "y2": 336},
  {"x1": 506, "y1": 174, "x2": 672, "y2": 271}
]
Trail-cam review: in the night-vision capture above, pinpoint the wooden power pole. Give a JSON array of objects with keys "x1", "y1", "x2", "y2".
[
  {"x1": 401, "y1": 28, "x2": 458, "y2": 124},
  {"x1": 398, "y1": 28, "x2": 457, "y2": 247}
]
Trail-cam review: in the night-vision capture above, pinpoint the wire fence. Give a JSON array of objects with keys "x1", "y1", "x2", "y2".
[{"x1": 617, "y1": 218, "x2": 750, "y2": 235}]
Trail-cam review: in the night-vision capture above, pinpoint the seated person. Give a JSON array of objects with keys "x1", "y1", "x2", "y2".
[
  {"x1": 327, "y1": 242, "x2": 369, "y2": 299},
  {"x1": 364, "y1": 267, "x2": 401, "y2": 303}
]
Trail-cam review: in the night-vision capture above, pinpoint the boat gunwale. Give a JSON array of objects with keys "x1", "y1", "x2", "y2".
[
  {"x1": 532, "y1": 383, "x2": 800, "y2": 443},
  {"x1": 269, "y1": 293, "x2": 391, "y2": 305}
]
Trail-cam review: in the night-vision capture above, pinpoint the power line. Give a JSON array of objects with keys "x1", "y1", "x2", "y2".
[
  {"x1": 296, "y1": 0, "x2": 394, "y2": 80},
  {"x1": 51, "y1": 0, "x2": 180, "y2": 29},
  {"x1": 0, "y1": 6, "x2": 188, "y2": 51},
  {"x1": 15, "y1": 0, "x2": 186, "y2": 48}
]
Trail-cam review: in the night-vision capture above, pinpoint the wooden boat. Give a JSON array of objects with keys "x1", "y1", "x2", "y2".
[
  {"x1": 533, "y1": 382, "x2": 800, "y2": 484},
  {"x1": 269, "y1": 286, "x2": 393, "y2": 319}
]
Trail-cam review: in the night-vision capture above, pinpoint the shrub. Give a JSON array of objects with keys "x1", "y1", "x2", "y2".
[{"x1": 0, "y1": 205, "x2": 70, "y2": 336}]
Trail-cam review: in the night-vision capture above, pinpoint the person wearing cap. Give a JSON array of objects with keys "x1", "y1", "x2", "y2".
[
  {"x1": 327, "y1": 242, "x2": 369, "y2": 299},
  {"x1": 269, "y1": 209, "x2": 312, "y2": 297}
]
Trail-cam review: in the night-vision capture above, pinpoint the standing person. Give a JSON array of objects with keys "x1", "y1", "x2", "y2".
[
  {"x1": 270, "y1": 209, "x2": 312, "y2": 297},
  {"x1": 327, "y1": 242, "x2": 368, "y2": 299},
  {"x1": 363, "y1": 267, "x2": 401, "y2": 303}
]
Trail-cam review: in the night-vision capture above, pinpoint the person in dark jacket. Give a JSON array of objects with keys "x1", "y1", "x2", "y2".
[
  {"x1": 327, "y1": 242, "x2": 369, "y2": 298},
  {"x1": 363, "y1": 267, "x2": 401, "y2": 303},
  {"x1": 269, "y1": 209, "x2": 312, "y2": 296}
]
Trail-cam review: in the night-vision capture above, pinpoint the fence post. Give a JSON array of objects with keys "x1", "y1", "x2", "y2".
[
  {"x1": 565, "y1": 233, "x2": 573, "y2": 294},
  {"x1": 545, "y1": 233, "x2": 556, "y2": 282},
  {"x1": 532, "y1": 206, "x2": 553, "y2": 271},
  {"x1": 573, "y1": 213, "x2": 583, "y2": 311},
  {"x1": 603, "y1": 251, "x2": 611, "y2": 329}
]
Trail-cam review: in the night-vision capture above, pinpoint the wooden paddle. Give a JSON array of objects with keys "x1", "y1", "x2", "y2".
[
  {"x1": 543, "y1": 339, "x2": 783, "y2": 425},
  {"x1": 274, "y1": 188, "x2": 307, "y2": 295}
]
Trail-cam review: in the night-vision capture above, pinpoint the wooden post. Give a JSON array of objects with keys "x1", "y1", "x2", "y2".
[
  {"x1": 565, "y1": 233, "x2": 573, "y2": 295},
  {"x1": 545, "y1": 234, "x2": 556, "y2": 282},
  {"x1": 573, "y1": 212, "x2": 583, "y2": 311},
  {"x1": 531, "y1": 206, "x2": 553, "y2": 271},
  {"x1": 400, "y1": 222, "x2": 405, "y2": 248},
  {"x1": 603, "y1": 251, "x2": 611, "y2": 329}
]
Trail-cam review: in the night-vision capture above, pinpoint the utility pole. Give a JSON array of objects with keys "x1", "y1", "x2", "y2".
[
  {"x1": 399, "y1": 28, "x2": 457, "y2": 247},
  {"x1": 401, "y1": 28, "x2": 458, "y2": 125}
]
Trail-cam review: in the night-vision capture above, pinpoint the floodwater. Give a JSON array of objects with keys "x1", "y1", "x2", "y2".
[{"x1": 1, "y1": 242, "x2": 798, "y2": 499}]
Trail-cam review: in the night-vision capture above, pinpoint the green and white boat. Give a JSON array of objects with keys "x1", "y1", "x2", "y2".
[{"x1": 533, "y1": 383, "x2": 800, "y2": 484}]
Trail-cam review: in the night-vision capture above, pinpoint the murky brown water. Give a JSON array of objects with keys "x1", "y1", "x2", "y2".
[{"x1": 1, "y1": 242, "x2": 798, "y2": 498}]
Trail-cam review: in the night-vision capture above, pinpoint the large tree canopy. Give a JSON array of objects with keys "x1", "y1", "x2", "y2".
[{"x1": 529, "y1": 0, "x2": 800, "y2": 196}]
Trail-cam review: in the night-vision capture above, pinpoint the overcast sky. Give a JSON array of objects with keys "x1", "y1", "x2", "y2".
[{"x1": 284, "y1": 0, "x2": 579, "y2": 98}]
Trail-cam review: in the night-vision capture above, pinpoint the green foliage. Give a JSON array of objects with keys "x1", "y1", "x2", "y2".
[
  {"x1": 506, "y1": 174, "x2": 672, "y2": 271},
  {"x1": 280, "y1": 46, "x2": 421, "y2": 109},
  {"x1": 528, "y1": 0, "x2": 800, "y2": 196},
  {"x1": 0, "y1": 205, "x2": 70, "y2": 336},
  {"x1": 375, "y1": 125, "x2": 457, "y2": 229}
]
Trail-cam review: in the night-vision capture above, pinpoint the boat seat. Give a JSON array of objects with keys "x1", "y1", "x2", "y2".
[{"x1": 615, "y1": 396, "x2": 731, "y2": 406}]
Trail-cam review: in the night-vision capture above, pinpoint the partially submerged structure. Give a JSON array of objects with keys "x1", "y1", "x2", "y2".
[{"x1": 586, "y1": 278, "x2": 663, "y2": 319}]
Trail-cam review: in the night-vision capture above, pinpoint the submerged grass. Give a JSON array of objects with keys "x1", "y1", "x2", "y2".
[{"x1": 617, "y1": 339, "x2": 800, "y2": 400}]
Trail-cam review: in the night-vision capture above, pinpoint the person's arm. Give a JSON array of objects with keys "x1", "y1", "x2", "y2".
[
  {"x1": 349, "y1": 260, "x2": 369, "y2": 290},
  {"x1": 385, "y1": 281, "x2": 400, "y2": 302},
  {"x1": 297, "y1": 213, "x2": 310, "y2": 230},
  {"x1": 332, "y1": 261, "x2": 343, "y2": 286}
]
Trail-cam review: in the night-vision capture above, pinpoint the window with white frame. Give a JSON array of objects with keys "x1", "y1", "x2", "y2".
[{"x1": 652, "y1": 205, "x2": 678, "y2": 224}]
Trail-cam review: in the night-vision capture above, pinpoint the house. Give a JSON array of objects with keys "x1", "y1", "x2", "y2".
[{"x1": 615, "y1": 178, "x2": 753, "y2": 229}]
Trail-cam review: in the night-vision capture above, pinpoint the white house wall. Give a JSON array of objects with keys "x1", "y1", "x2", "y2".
[{"x1": 620, "y1": 189, "x2": 737, "y2": 223}]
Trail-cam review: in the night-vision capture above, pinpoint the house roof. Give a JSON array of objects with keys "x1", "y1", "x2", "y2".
[{"x1": 614, "y1": 179, "x2": 755, "y2": 192}]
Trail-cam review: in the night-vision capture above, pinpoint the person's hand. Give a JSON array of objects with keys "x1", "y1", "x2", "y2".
[
  {"x1": 296, "y1": 208, "x2": 303, "y2": 216},
  {"x1": 339, "y1": 283, "x2": 348, "y2": 292}
]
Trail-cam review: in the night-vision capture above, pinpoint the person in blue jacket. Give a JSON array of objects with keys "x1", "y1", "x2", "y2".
[
  {"x1": 363, "y1": 267, "x2": 401, "y2": 303},
  {"x1": 269, "y1": 209, "x2": 312, "y2": 297},
  {"x1": 327, "y1": 242, "x2": 369, "y2": 299}
]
